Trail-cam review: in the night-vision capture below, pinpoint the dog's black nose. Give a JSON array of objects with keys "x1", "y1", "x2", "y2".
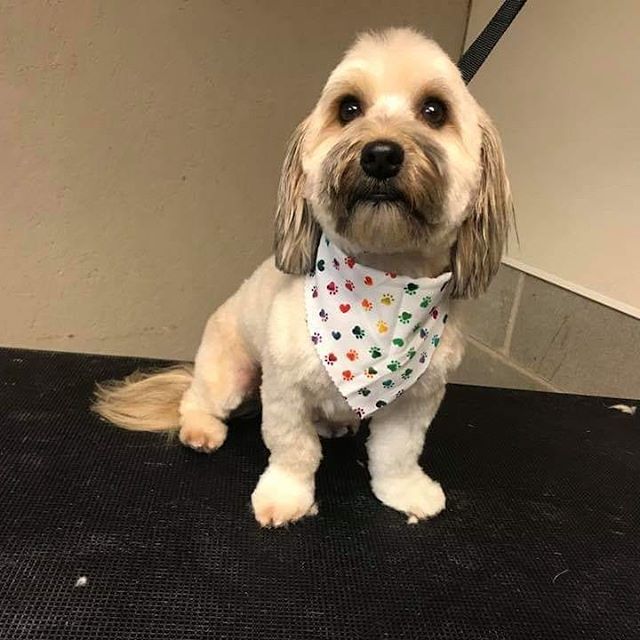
[{"x1": 360, "y1": 140, "x2": 404, "y2": 179}]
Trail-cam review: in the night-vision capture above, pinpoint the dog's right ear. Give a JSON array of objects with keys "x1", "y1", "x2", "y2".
[{"x1": 274, "y1": 119, "x2": 321, "y2": 275}]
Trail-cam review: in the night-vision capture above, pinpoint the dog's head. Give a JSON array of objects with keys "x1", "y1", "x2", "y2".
[{"x1": 274, "y1": 28, "x2": 513, "y2": 298}]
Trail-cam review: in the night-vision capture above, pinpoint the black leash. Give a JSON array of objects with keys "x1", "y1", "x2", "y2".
[{"x1": 458, "y1": 0, "x2": 528, "y2": 84}]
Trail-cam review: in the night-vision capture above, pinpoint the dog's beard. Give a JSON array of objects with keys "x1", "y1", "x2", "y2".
[{"x1": 318, "y1": 135, "x2": 448, "y2": 252}]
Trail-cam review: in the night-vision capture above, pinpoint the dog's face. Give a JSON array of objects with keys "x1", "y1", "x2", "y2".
[{"x1": 275, "y1": 29, "x2": 513, "y2": 298}]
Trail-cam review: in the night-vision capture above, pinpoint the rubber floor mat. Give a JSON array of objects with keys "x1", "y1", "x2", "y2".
[{"x1": 0, "y1": 347, "x2": 638, "y2": 639}]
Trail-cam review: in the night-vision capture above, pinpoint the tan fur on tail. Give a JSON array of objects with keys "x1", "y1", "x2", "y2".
[{"x1": 92, "y1": 365, "x2": 193, "y2": 432}]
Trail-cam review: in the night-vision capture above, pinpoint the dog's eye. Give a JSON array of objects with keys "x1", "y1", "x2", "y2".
[
  {"x1": 421, "y1": 98, "x2": 447, "y2": 128},
  {"x1": 338, "y1": 96, "x2": 362, "y2": 124}
]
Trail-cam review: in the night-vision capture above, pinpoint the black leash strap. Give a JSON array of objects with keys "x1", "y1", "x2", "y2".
[{"x1": 458, "y1": 0, "x2": 528, "y2": 84}]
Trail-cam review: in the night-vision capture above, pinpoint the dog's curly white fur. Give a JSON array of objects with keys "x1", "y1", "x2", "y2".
[{"x1": 93, "y1": 28, "x2": 512, "y2": 527}]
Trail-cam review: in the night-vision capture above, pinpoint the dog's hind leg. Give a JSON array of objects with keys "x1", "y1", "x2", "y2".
[{"x1": 179, "y1": 306, "x2": 257, "y2": 453}]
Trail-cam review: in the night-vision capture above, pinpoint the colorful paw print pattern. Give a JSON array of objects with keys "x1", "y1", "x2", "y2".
[
  {"x1": 324, "y1": 353, "x2": 337, "y2": 365},
  {"x1": 377, "y1": 320, "x2": 389, "y2": 334},
  {"x1": 305, "y1": 233, "x2": 452, "y2": 418},
  {"x1": 352, "y1": 326, "x2": 366, "y2": 339}
]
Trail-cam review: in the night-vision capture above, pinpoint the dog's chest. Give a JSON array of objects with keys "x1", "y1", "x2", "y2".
[
  {"x1": 265, "y1": 281, "x2": 358, "y2": 423},
  {"x1": 304, "y1": 355, "x2": 357, "y2": 423},
  {"x1": 264, "y1": 269, "x2": 460, "y2": 424}
]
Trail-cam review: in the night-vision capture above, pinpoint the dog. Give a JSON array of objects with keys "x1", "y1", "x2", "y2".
[{"x1": 94, "y1": 28, "x2": 512, "y2": 527}]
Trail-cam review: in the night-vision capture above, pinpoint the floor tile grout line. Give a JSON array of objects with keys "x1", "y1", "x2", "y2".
[
  {"x1": 467, "y1": 335, "x2": 560, "y2": 392},
  {"x1": 501, "y1": 271, "x2": 525, "y2": 356}
]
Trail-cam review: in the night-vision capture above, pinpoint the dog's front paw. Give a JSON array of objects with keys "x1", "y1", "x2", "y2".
[
  {"x1": 251, "y1": 465, "x2": 317, "y2": 527},
  {"x1": 179, "y1": 412, "x2": 227, "y2": 453},
  {"x1": 372, "y1": 470, "x2": 445, "y2": 520}
]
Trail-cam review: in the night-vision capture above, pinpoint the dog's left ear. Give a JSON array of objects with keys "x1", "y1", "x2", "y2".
[
  {"x1": 274, "y1": 119, "x2": 321, "y2": 275},
  {"x1": 450, "y1": 115, "x2": 513, "y2": 299}
]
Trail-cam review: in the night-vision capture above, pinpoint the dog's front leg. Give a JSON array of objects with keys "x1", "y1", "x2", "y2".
[
  {"x1": 251, "y1": 365, "x2": 321, "y2": 527},
  {"x1": 367, "y1": 385, "x2": 446, "y2": 521}
]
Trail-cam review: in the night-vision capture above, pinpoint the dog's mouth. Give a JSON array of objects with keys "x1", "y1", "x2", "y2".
[
  {"x1": 363, "y1": 192, "x2": 403, "y2": 203},
  {"x1": 350, "y1": 184, "x2": 408, "y2": 208}
]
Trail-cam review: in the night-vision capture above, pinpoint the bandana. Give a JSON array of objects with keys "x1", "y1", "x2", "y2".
[{"x1": 305, "y1": 234, "x2": 452, "y2": 419}]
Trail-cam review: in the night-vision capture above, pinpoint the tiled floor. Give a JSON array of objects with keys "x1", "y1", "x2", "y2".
[
  {"x1": 451, "y1": 337, "x2": 554, "y2": 392},
  {"x1": 453, "y1": 265, "x2": 640, "y2": 400}
]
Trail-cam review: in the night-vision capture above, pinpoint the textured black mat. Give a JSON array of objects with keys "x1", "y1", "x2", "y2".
[{"x1": 0, "y1": 347, "x2": 638, "y2": 639}]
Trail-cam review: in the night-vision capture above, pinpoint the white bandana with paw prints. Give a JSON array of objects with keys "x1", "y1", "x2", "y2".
[{"x1": 305, "y1": 234, "x2": 452, "y2": 419}]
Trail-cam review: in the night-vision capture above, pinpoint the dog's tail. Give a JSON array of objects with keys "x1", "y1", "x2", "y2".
[{"x1": 92, "y1": 365, "x2": 193, "y2": 432}]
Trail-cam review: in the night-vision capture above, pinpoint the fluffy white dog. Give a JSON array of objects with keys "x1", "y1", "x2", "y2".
[{"x1": 95, "y1": 28, "x2": 512, "y2": 527}]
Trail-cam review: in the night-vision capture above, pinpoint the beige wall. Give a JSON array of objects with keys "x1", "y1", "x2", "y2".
[
  {"x1": 0, "y1": 0, "x2": 469, "y2": 359},
  {"x1": 466, "y1": 0, "x2": 640, "y2": 317}
]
